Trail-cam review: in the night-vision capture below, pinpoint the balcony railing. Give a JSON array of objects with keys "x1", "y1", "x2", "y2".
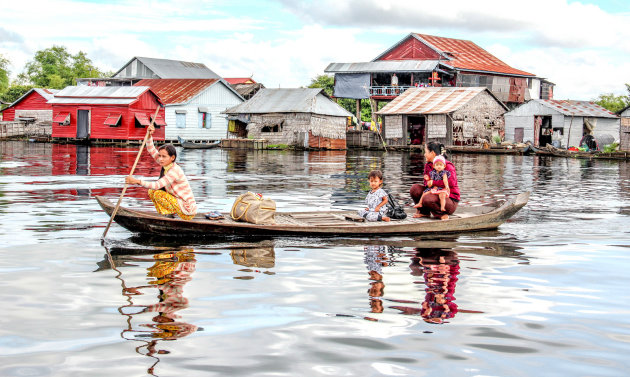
[{"x1": 369, "y1": 85, "x2": 413, "y2": 97}]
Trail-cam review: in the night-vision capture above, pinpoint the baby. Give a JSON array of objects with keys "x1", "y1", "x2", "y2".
[{"x1": 415, "y1": 155, "x2": 451, "y2": 212}]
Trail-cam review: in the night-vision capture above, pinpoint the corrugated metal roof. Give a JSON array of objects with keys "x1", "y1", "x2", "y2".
[
  {"x1": 414, "y1": 34, "x2": 535, "y2": 77},
  {"x1": 325, "y1": 60, "x2": 439, "y2": 73},
  {"x1": 225, "y1": 88, "x2": 353, "y2": 117},
  {"x1": 377, "y1": 87, "x2": 491, "y2": 115},
  {"x1": 224, "y1": 77, "x2": 257, "y2": 84},
  {"x1": 48, "y1": 86, "x2": 153, "y2": 105},
  {"x1": 113, "y1": 57, "x2": 221, "y2": 79},
  {"x1": 135, "y1": 79, "x2": 219, "y2": 104},
  {"x1": 540, "y1": 99, "x2": 619, "y2": 118}
]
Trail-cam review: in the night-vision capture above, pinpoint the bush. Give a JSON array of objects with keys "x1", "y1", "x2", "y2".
[{"x1": 603, "y1": 142, "x2": 619, "y2": 153}]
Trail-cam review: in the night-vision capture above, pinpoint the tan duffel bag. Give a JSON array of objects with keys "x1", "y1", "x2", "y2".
[{"x1": 230, "y1": 192, "x2": 276, "y2": 224}]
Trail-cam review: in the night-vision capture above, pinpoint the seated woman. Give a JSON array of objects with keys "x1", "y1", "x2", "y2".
[
  {"x1": 409, "y1": 141, "x2": 460, "y2": 220},
  {"x1": 125, "y1": 124, "x2": 197, "y2": 220}
]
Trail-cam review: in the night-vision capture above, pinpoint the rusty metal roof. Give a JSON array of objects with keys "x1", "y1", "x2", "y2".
[
  {"x1": 224, "y1": 88, "x2": 353, "y2": 117},
  {"x1": 540, "y1": 100, "x2": 619, "y2": 118},
  {"x1": 415, "y1": 34, "x2": 534, "y2": 77},
  {"x1": 377, "y1": 87, "x2": 502, "y2": 115},
  {"x1": 48, "y1": 86, "x2": 156, "y2": 105},
  {"x1": 135, "y1": 79, "x2": 219, "y2": 105},
  {"x1": 325, "y1": 60, "x2": 439, "y2": 73}
]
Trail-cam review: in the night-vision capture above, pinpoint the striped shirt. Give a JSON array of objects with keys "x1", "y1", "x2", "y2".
[{"x1": 139, "y1": 136, "x2": 198, "y2": 216}]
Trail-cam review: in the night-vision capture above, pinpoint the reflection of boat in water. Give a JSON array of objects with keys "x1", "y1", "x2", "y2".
[
  {"x1": 177, "y1": 136, "x2": 221, "y2": 149},
  {"x1": 95, "y1": 192, "x2": 529, "y2": 237}
]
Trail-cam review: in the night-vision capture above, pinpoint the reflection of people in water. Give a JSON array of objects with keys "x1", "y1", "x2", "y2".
[
  {"x1": 117, "y1": 250, "x2": 198, "y2": 375},
  {"x1": 364, "y1": 245, "x2": 389, "y2": 313},
  {"x1": 392, "y1": 249, "x2": 459, "y2": 324}
]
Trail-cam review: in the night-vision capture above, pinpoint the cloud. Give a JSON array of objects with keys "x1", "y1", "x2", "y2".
[
  {"x1": 0, "y1": 27, "x2": 24, "y2": 44},
  {"x1": 280, "y1": 0, "x2": 630, "y2": 51}
]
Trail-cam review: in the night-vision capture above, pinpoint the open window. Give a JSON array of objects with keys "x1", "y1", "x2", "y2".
[
  {"x1": 150, "y1": 114, "x2": 166, "y2": 128},
  {"x1": 104, "y1": 113, "x2": 122, "y2": 127},
  {"x1": 53, "y1": 112, "x2": 70, "y2": 126},
  {"x1": 134, "y1": 113, "x2": 150, "y2": 128}
]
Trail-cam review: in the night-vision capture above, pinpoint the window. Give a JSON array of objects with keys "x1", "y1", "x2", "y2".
[
  {"x1": 134, "y1": 113, "x2": 150, "y2": 128},
  {"x1": 104, "y1": 114, "x2": 122, "y2": 127},
  {"x1": 176, "y1": 112, "x2": 186, "y2": 129},
  {"x1": 198, "y1": 109, "x2": 212, "y2": 129},
  {"x1": 53, "y1": 112, "x2": 70, "y2": 126}
]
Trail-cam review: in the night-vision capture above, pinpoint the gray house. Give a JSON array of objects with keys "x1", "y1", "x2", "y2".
[
  {"x1": 225, "y1": 88, "x2": 353, "y2": 149},
  {"x1": 504, "y1": 100, "x2": 620, "y2": 148}
]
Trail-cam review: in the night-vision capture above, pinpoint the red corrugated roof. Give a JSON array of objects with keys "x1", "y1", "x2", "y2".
[
  {"x1": 377, "y1": 87, "x2": 495, "y2": 115},
  {"x1": 414, "y1": 33, "x2": 534, "y2": 77},
  {"x1": 224, "y1": 77, "x2": 256, "y2": 85},
  {"x1": 135, "y1": 79, "x2": 219, "y2": 104}
]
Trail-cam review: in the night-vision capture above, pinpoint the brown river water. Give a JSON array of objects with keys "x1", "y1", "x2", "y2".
[{"x1": 0, "y1": 140, "x2": 629, "y2": 376}]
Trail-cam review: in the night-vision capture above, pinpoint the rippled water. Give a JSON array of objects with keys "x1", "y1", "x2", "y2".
[{"x1": 1, "y1": 140, "x2": 629, "y2": 377}]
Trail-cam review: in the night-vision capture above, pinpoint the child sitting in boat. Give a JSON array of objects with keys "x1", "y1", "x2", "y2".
[
  {"x1": 125, "y1": 124, "x2": 198, "y2": 220},
  {"x1": 415, "y1": 155, "x2": 450, "y2": 213},
  {"x1": 357, "y1": 170, "x2": 391, "y2": 222}
]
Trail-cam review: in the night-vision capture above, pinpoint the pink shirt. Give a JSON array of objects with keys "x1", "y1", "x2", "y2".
[
  {"x1": 139, "y1": 136, "x2": 198, "y2": 216},
  {"x1": 423, "y1": 159, "x2": 460, "y2": 201}
]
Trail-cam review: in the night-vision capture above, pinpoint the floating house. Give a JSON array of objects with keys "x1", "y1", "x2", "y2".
[
  {"x1": 48, "y1": 86, "x2": 165, "y2": 141},
  {"x1": 377, "y1": 87, "x2": 508, "y2": 147},
  {"x1": 225, "y1": 78, "x2": 265, "y2": 100},
  {"x1": 0, "y1": 88, "x2": 58, "y2": 123},
  {"x1": 619, "y1": 106, "x2": 630, "y2": 151},
  {"x1": 326, "y1": 33, "x2": 553, "y2": 119},
  {"x1": 76, "y1": 57, "x2": 221, "y2": 86},
  {"x1": 504, "y1": 100, "x2": 620, "y2": 148},
  {"x1": 134, "y1": 79, "x2": 243, "y2": 142},
  {"x1": 224, "y1": 88, "x2": 353, "y2": 149}
]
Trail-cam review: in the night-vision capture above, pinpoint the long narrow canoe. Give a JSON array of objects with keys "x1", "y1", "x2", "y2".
[
  {"x1": 177, "y1": 136, "x2": 221, "y2": 149},
  {"x1": 96, "y1": 192, "x2": 529, "y2": 237}
]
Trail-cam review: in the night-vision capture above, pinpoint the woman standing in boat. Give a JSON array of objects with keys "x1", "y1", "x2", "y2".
[
  {"x1": 125, "y1": 124, "x2": 198, "y2": 220},
  {"x1": 410, "y1": 141, "x2": 460, "y2": 220}
]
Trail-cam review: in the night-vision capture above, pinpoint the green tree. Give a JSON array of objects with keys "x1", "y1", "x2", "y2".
[
  {"x1": 18, "y1": 45, "x2": 106, "y2": 89},
  {"x1": 1, "y1": 84, "x2": 34, "y2": 103},
  {"x1": 0, "y1": 53, "x2": 10, "y2": 94},
  {"x1": 594, "y1": 83, "x2": 630, "y2": 113}
]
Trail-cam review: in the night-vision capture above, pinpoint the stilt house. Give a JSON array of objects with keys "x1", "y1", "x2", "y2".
[
  {"x1": 619, "y1": 106, "x2": 630, "y2": 151},
  {"x1": 48, "y1": 86, "x2": 166, "y2": 141},
  {"x1": 134, "y1": 79, "x2": 243, "y2": 142},
  {"x1": 0, "y1": 88, "x2": 58, "y2": 123},
  {"x1": 504, "y1": 100, "x2": 620, "y2": 148},
  {"x1": 224, "y1": 88, "x2": 352, "y2": 149},
  {"x1": 377, "y1": 87, "x2": 508, "y2": 146}
]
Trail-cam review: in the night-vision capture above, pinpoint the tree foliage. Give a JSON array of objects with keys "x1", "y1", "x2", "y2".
[
  {"x1": 1, "y1": 84, "x2": 34, "y2": 103},
  {"x1": 18, "y1": 45, "x2": 106, "y2": 89},
  {"x1": 0, "y1": 53, "x2": 10, "y2": 94},
  {"x1": 594, "y1": 83, "x2": 630, "y2": 113}
]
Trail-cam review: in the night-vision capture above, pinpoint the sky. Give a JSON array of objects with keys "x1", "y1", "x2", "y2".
[{"x1": 1, "y1": 0, "x2": 629, "y2": 100}]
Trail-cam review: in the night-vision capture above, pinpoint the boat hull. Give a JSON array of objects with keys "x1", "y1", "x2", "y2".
[{"x1": 96, "y1": 192, "x2": 529, "y2": 238}]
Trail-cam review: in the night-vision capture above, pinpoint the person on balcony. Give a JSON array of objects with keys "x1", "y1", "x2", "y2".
[{"x1": 391, "y1": 73, "x2": 398, "y2": 87}]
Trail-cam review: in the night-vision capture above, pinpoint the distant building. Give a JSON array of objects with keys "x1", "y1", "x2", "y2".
[
  {"x1": 0, "y1": 88, "x2": 58, "y2": 124},
  {"x1": 377, "y1": 87, "x2": 508, "y2": 147},
  {"x1": 617, "y1": 105, "x2": 630, "y2": 151},
  {"x1": 77, "y1": 57, "x2": 221, "y2": 86},
  {"x1": 326, "y1": 33, "x2": 553, "y2": 119},
  {"x1": 48, "y1": 86, "x2": 165, "y2": 141},
  {"x1": 134, "y1": 78, "x2": 243, "y2": 142},
  {"x1": 224, "y1": 88, "x2": 352, "y2": 149},
  {"x1": 504, "y1": 100, "x2": 620, "y2": 148},
  {"x1": 224, "y1": 77, "x2": 264, "y2": 100}
]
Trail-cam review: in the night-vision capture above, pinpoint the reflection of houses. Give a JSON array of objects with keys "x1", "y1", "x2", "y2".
[
  {"x1": 134, "y1": 79, "x2": 243, "y2": 142},
  {"x1": 49, "y1": 86, "x2": 166, "y2": 142},
  {"x1": 504, "y1": 100, "x2": 620, "y2": 148},
  {"x1": 619, "y1": 106, "x2": 630, "y2": 151},
  {"x1": 377, "y1": 87, "x2": 508, "y2": 146},
  {"x1": 224, "y1": 88, "x2": 352, "y2": 150},
  {"x1": 326, "y1": 33, "x2": 553, "y2": 119},
  {"x1": 0, "y1": 88, "x2": 58, "y2": 123},
  {"x1": 77, "y1": 56, "x2": 221, "y2": 86}
]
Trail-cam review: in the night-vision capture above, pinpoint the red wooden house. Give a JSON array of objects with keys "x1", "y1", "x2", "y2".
[
  {"x1": 0, "y1": 88, "x2": 58, "y2": 122},
  {"x1": 48, "y1": 86, "x2": 166, "y2": 141}
]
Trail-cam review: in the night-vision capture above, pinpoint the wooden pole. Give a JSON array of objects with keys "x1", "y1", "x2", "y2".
[{"x1": 102, "y1": 105, "x2": 161, "y2": 239}]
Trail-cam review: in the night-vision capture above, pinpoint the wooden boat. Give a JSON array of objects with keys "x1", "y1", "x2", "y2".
[
  {"x1": 448, "y1": 145, "x2": 533, "y2": 155},
  {"x1": 532, "y1": 145, "x2": 630, "y2": 160},
  {"x1": 177, "y1": 136, "x2": 221, "y2": 149},
  {"x1": 96, "y1": 192, "x2": 529, "y2": 237}
]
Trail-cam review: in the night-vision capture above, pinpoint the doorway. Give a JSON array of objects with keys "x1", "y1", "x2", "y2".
[
  {"x1": 407, "y1": 116, "x2": 425, "y2": 145},
  {"x1": 76, "y1": 109, "x2": 90, "y2": 139},
  {"x1": 534, "y1": 115, "x2": 552, "y2": 147}
]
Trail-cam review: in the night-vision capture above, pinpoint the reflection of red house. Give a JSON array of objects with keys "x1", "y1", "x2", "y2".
[
  {"x1": 0, "y1": 88, "x2": 58, "y2": 122},
  {"x1": 48, "y1": 86, "x2": 165, "y2": 141}
]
